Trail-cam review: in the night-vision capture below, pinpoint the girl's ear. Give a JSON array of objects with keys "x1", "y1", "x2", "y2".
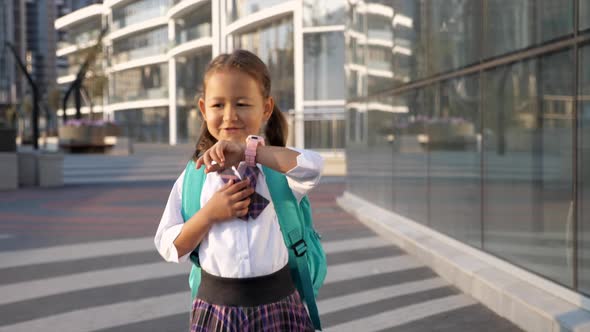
[
  {"x1": 264, "y1": 97, "x2": 274, "y2": 121},
  {"x1": 198, "y1": 97, "x2": 207, "y2": 121}
]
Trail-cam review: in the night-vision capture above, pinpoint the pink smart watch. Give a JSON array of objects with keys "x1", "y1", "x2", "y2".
[{"x1": 245, "y1": 135, "x2": 265, "y2": 166}]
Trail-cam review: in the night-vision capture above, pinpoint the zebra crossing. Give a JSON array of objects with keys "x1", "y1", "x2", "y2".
[
  {"x1": 0, "y1": 144, "x2": 524, "y2": 331},
  {"x1": 0, "y1": 231, "x2": 521, "y2": 331}
]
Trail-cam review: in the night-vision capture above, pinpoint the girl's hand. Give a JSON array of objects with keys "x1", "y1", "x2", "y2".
[
  {"x1": 196, "y1": 140, "x2": 246, "y2": 173},
  {"x1": 203, "y1": 178, "x2": 255, "y2": 223}
]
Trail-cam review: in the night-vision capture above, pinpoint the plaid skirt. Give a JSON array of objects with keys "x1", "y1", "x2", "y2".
[{"x1": 190, "y1": 290, "x2": 315, "y2": 332}]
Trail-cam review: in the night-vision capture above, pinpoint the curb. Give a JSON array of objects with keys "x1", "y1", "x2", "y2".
[{"x1": 336, "y1": 191, "x2": 590, "y2": 332}]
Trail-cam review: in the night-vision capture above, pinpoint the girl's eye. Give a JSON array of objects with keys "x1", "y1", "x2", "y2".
[
  {"x1": 237, "y1": 103, "x2": 250, "y2": 107},
  {"x1": 211, "y1": 104, "x2": 222, "y2": 108}
]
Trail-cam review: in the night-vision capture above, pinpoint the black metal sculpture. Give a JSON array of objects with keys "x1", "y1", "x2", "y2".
[
  {"x1": 5, "y1": 41, "x2": 40, "y2": 150},
  {"x1": 62, "y1": 27, "x2": 107, "y2": 123}
]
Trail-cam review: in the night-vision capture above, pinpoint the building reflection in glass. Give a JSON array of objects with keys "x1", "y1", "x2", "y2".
[
  {"x1": 345, "y1": 0, "x2": 583, "y2": 292},
  {"x1": 232, "y1": 17, "x2": 295, "y2": 113}
]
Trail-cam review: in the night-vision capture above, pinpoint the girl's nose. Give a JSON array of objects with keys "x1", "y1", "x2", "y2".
[{"x1": 223, "y1": 105, "x2": 238, "y2": 121}]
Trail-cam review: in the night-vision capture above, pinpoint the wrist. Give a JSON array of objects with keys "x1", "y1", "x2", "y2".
[{"x1": 201, "y1": 204, "x2": 219, "y2": 224}]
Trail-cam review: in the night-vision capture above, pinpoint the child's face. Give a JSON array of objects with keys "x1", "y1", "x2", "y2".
[{"x1": 198, "y1": 69, "x2": 273, "y2": 144}]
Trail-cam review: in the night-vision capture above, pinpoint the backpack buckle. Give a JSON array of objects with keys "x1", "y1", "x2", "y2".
[{"x1": 291, "y1": 239, "x2": 307, "y2": 257}]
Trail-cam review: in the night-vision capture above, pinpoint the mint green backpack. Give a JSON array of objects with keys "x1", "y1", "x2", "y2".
[{"x1": 180, "y1": 159, "x2": 327, "y2": 330}]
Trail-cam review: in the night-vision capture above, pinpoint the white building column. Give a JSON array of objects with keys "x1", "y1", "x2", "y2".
[
  {"x1": 212, "y1": 0, "x2": 222, "y2": 55},
  {"x1": 168, "y1": 20, "x2": 177, "y2": 145},
  {"x1": 293, "y1": 0, "x2": 304, "y2": 149}
]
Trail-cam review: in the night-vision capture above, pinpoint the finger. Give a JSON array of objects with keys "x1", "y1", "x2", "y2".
[
  {"x1": 230, "y1": 187, "x2": 255, "y2": 202},
  {"x1": 236, "y1": 207, "x2": 249, "y2": 217},
  {"x1": 210, "y1": 147, "x2": 223, "y2": 168},
  {"x1": 219, "y1": 179, "x2": 233, "y2": 191},
  {"x1": 203, "y1": 152, "x2": 212, "y2": 171},
  {"x1": 195, "y1": 156, "x2": 203, "y2": 169},
  {"x1": 215, "y1": 143, "x2": 226, "y2": 166},
  {"x1": 234, "y1": 198, "x2": 251, "y2": 209},
  {"x1": 225, "y1": 178, "x2": 251, "y2": 194}
]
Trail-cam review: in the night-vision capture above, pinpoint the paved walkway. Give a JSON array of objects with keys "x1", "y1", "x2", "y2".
[{"x1": 0, "y1": 146, "x2": 522, "y2": 331}]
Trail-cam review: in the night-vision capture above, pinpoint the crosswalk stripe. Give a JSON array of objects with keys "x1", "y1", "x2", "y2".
[
  {"x1": 0, "y1": 254, "x2": 420, "y2": 307},
  {"x1": 324, "y1": 294, "x2": 477, "y2": 331},
  {"x1": 322, "y1": 236, "x2": 388, "y2": 254},
  {"x1": 0, "y1": 275, "x2": 461, "y2": 332},
  {"x1": 0, "y1": 292, "x2": 189, "y2": 332},
  {"x1": 0, "y1": 237, "x2": 155, "y2": 269},
  {"x1": 0, "y1": 236, "x2": 384, "y2": 270},
  {"x1": 317, "y1": 277, "x2": 448, "y2": 315},
  {"x1": 0, "y1": 262, "x2": 190, "y2": 306},
  {"x1": 325, "y1": 255, "x2": 423, "y2": 283}
]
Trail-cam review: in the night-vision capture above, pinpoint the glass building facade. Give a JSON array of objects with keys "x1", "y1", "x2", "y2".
[
  {"x1": 345, "y1": 0, "x2": 590, "y2": 293},
  {"x1": 56, "y1": 0, "x2": 347, "y2": 148}
]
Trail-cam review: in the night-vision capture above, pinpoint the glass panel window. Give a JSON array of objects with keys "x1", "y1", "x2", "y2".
[
  {"x1": 428, "y1": 0, "x2": 481, "y2": 74},
  {"x1": 175, "y1": 49, "x2": 212, "y2": 144},
  {"x1": 303, "y1": 107, "x2": 346, "y2": 149},
  {"x1": 59, "y1": 19, "x2": 101, "y2": 50},
  {"x1": 391, "y1": 87, "x2": 431, "y2": 225},
  {"x1": 363, "y1": 94, "x2": 395, "y2": 210},
  {"x1": 111, "y1": 0, "x2": 170, "y2": 31},
  {"x1": 175, "y1": 3, "x2": 212, "y2": 45},
  {"x1": 391, "y1": 0, "x2": 427, "y2": 82},
  {"x1": 112, "y1": 27, "x2": 168, "y2": 64},
  {"x1": 226, "y1": 0, "x2": 285, "y2": 23},
  {"x1": 110, "y1": 63, "x2": 168, "y2": 103},
  {"x1": 581, "y1": 0, "x2": 590, "y2": 31},
  {"x1": 303, "y1": 0, "x2": 346, "y2": 27},
  {"x1": 483, "y1": 50, "x2": 574, "y2": 287},
  {"x1": 578, "y1": 45, "x2": 590, "y2": 293},
  {"x1": 233, "y1": 17, "x2": 294, "y2": 112},
  {"x1": 484, "y1": 0, "x2": 573, "y2": 58},
  {"x1": 113, "y1": 107, "x2": 169, "y2": 143},
  {"x1": 304, "y1": 32, "x2": 345, "y2": 100},
  {"x1": 429, "y1": 75, "x2": 481, "y2": 247}
]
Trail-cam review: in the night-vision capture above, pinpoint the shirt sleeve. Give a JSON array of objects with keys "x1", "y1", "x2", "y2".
[
  {"x1": 154, "y1": 170, "x2": 191, "y2": 263},
  {"x1": 284, "y1": 147, "x2": 324, "y2": 203}
]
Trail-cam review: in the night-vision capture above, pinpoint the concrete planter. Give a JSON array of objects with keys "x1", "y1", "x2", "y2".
[
  {"x1": 18, "y1": 151, "x2": 38, "y2": 187},
  {"x1": 38, "y1": 152, "x2": 64, "y2": 187},
  {"x1": 104, "y1": 123, "x2": 121, "y2": 137},
  {"x1": 59, "y1": 125, "x2": 105, "y2": 145},
  {"x1": 17, "y1": 150, "x2": 64, "y2": 187},
  {"x1": 0, "y1": 153, "x2": 18, "y2": 190}
]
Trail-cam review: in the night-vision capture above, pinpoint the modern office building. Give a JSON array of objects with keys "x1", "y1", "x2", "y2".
[
  {"x1": 54, "y1": 0, "x2": 346, "y2": 149},
  {"x1": 344, "y1": 0, "x2": 590, "y2": 301},
  {"x1": 1, "y1": 0, "x2": 57, "y2": 135}
]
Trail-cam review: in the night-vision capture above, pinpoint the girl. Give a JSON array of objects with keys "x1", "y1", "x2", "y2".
[{"x1": 154, "y1": 49, "x2": 323, "y2": 331}]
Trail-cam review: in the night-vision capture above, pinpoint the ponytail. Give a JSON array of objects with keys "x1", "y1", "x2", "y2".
[
  {"x1": 192, "y1": 118, "x2": 217, "y2": 160},
  {"x1": 265, "y1": 104, "x2": 288, "y2": 147}
]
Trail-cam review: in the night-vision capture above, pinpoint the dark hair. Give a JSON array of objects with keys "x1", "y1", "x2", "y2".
[{"x1": 192, "y1": 49, "x2": 288, "y2": 160}]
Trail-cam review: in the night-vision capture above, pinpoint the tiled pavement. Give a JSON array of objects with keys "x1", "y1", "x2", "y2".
[{"x1": 0, "y1": 145, "x2": 523, "y2": 331}]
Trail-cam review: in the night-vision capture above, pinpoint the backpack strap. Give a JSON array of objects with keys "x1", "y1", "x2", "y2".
[
  {"x1": 181, "y1": 160, "x2": 205, "y2": 267},
  {"x1": 263, "y1": 166, "x2": 322, "y2": 331}
]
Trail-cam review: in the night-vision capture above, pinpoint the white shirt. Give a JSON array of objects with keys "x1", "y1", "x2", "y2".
[{"x1": 154, "y1": 147, "x2": 324, "y2": 278}]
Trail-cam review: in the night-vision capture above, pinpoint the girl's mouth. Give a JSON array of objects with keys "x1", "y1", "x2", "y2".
[{"x1": 223, "y1": 128, "x2": 243, "y2": 132}]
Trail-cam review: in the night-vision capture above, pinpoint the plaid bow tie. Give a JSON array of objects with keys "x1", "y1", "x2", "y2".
[{"x1": 219, "y1": 162, "x2": 269, "y2": 221}]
